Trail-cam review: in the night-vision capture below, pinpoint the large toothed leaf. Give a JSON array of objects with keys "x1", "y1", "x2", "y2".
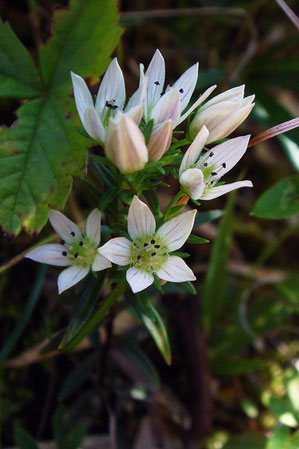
[
  {"x1": 39, "y1": 0, "x2": 122, "y2": 92},
  {"x1": 0, "y1": 0, "x2": 122, "y2": 236},
  {"x1": 0, "y1": 20, "x2": 42, "y2": 98}
]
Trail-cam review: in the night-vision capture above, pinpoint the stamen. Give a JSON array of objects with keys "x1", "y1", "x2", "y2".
[
  {"x1": 60, "y1": 240, "x2": 65, "y2": 245},
  {"x1": 154, "y1": 244, "x2": 160, "y2": 249},
  {"x1": 151, "y1": 239, "x2": 155, "y2": 244},
  {"x1": 204, "y1": 163, "x2": 208, "y2": 167},
  {"x1": 209, "y1": 152, "x2": 214, "y2": 157},
  {"x1": 79, "y1": 241, "x2": 83, "y2": 246},
  {"x1": 211, "y1": 172, "x2": 217, "y2": 176},
  {"x1": 222, "y1": 163, "x2": 226, "y2": 168},
  {"x1": 137, "y1": 255, "x2": 141, "y2": 260},
  {"x1": 62, "y1": 251, "x2": 67, "y2": 256},
  {"x1": 71, "y1": 231, "x2": 75, "y2": 236},
  {"x1": 151, "y1": 252, "x2": 156, "y2": 257},
  {"x1": 179, "y1": 88, "x2": 184, "y2": 93},
  {"x1": 144, "y1": 243, "x2": 149, "y2": 247},
  {"x1": 74, "y1": 253, "x2": 79, "y2": 258},
  {"x1": 154, "y1": 81, "x2": 160, "y2": 85}
]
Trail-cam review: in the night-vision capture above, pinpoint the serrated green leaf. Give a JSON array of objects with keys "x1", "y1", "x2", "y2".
[
  {"x1": 39, "y1": 0, "x2": 122, "y2": 92},
  {"x1": 187, "y1": 234, "x2": 209, "y2": 244},
  {"x1": 0, "y1": 0, "x2": 122, "y2": 236},
  {"x1": 252, "y1": 175, "x2": 299, "y2": 219},
  {"x1": 0, "y1": 20, "x2": 42, "y2": 98}
]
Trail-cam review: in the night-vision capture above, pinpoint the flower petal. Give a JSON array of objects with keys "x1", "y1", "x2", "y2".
[
  {"x1": 200, "y1": 85, "x2": 245, "y2": 110},
  {"x1": 198, "y1": 135, "x2": 250, "y2": 181},
  {"x1": 180, "y1": 168, "x2": 205, "y2": 200},
  {"x1": 99, "y1": 237, "x2": 132, "y2": 266},
  {"x1": 156, "y1": 210, "x2": 197, "y2": 252},
  {"x1": 128, "y1": 196, "x2": 156, "y2": 241},
  {"x1": 172, "y1": 62, "x2": 198, "y2": 112},
  {"x1": 105, "y1": 114, "x2": 148, "y2": 174},
  {"x1": 201, "y1": 180, "x2": 253, "y2": 200},
  {"x1": 85, "y1": 209, "x2": 101, "y2": 245},
  {"x1": 147, "y1": 120, "x2": 173, "y2": 161},
  {"x1": 49, "y1": 210, "x2": 82, "y2": 243},
  {"x1": 126, "y1": 103, "x2": 144, "y2": 125},
  {"x1": 58, "y1": 266, "x2": 89, "y2": 294},
  {"x1": 176, "y1": 84, "x2": 216, "y2": 127},
  {"x1": 71, "y1": 71, "x2": 94, "y2": 128},
  {"x1": 150, "y1": 88, "x2": 181, "y2": 126},
  {"x1": 179, "y1": 125, "x2": 209, "y2": 174},
  {"x1": 157, "y1": 256, "x2": 196, "y2": 282},
  {"x1": 92, "y1": 253, "x2": 112, "y2": 271},
  {"x1": 145, "y1": 49, "x2": 165, "y2": 110},
  {"x1": 95, "y1": 57, "x2": 126, "y2": 116},
  {"x1": 25, "y1": 244, "x2": 70, "y2": 266},
  {"x1": 126, "y1": 267, "x2": 154, "y2": 293},
  {"x1": 126, "y1": 64, "x2": 147, "y2": 112},
  {"x1": 83, "y1": 107, "x2": 105, "y2": 142}
]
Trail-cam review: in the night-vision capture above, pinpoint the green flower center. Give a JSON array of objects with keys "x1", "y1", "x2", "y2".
[
  {"x1": 130, "y1": 235, "x2": 168, "y2": 273},
  {"x1": 62, "y1": 235, "x2": 98, "y2": 268}
]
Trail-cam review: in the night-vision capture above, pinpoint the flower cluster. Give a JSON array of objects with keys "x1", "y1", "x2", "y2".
[{"x1": 26, "y1": 49, "x2": 254, "y2": 295}]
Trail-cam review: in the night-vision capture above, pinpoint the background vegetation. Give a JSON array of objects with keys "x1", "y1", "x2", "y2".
[{"x1": 0, "y1": 0, "x2": 298, "y2": 448}]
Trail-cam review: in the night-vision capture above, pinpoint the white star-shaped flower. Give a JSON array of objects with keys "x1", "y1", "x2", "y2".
[
  {"x1": 26, "y1": 209, "x2": 111, "y2": 294},
  {"x1": 98, "y1": 196, "x2": 196, "y2": 293},
  {"x1": 179, "y1": 126, "x2": 253, "y2": 200},
  {"x1": 141, "y1": 49, "x2": 216, "y2": 129},
  {"x1": 71, "y1": 58, "x2": 147, "y2": 143}
]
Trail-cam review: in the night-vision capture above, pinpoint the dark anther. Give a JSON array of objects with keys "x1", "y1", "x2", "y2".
[
  {"x1": 144, "y1": 242, "x2": 149, "y2": 247},
  {"x1": 74, "y1": 253, "x2": 79, "y2": 258},
  {"x1": 211, "y1": 172, "x2": 217, "y2": 176},
  {"x1": 71, "y1": 231, "x2": 75, "y2": 236},
  {"x1": 179, "y1": 88, "x2": 184, "y2": 93},
  {"x1": 79, "y1": 241, "x2": 83, "y2": 246},
  {"x1": 112, "y1": 105, "x2": 118, "y2": 110},
  {"x1": 151, "y1": 239, "x2": 155, "y2": 244},
  {"x1": 60, "y1": 240, "x2": 65, "y2": 245},
  {"x1": 222, "y1": 163, "x2": 226, "y2": 168},
  {"x1": 137, "y1": 255, "x2": 141, "y2": 260},
  {"x1": 204, "y1": 162, "x2": 208, "y2": 167},
  {"x1": 154, "y1": 244, "x2": 160, "y2": 249},
  {"x1": 151, "y1": 252, "x2": 156, "y2": 257},
  {"x1": 154, "y1": 81, "x2": 160, "y2": 85},
  {"x1": 105, "y1": 100, "x2": 111, "y2": 107},
  {"x1": 209, "y1": 152, "x2": 214, "y2": 157},
  {"x1": 62, "y1": 251, "x2": 67, "y2": 256}
]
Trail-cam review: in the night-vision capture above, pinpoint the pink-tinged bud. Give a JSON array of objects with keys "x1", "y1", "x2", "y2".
[
  {"x1": 190, "y1": 85, "x2": 255, "y2": 143},
  {"x1": 179, "y1": 168, "x2": 205, "y2": 200},
  {"x1": 105, "y1": 114, "x2": 148, "y2": 174},
  {"x1": 147, "y1": 120, "x2": 173, "y2": 161}
]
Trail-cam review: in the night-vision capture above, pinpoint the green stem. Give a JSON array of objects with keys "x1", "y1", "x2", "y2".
[
  {"x1": 163, "y1": 190, "x2": 184, "y2": 221},
  {"x1": 61, "y1": 276, "x2": 127, "y2": 352}
]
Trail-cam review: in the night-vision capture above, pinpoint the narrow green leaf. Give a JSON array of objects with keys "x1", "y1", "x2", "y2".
[
  {"x1": 14, "y1": 425, "x2": 39, "y2": 449},
  {"x1": 194, "y1": 209, "x2": 224, "y2": 228},
  {"x1": 92, "y1": 161, "x2": 117, "y2": 188},
  {"x1": 252, "y1": 175, "x2": 299, "y2": 219},
  {"x1": 59, "y1": 353, "x2": 98, "y2": 401},
  {"x1": 59, "y1": 274, "x2": 106, "y2": 349},
  {"x1": 0, "y1": 265, "x2": 46, "y2": 365},
  {"x1": 202, "y1": 191, "x2": 236, "y2": 332},
  {"x1": 61, "y1": 277, "x2": 127, "y2": 352},
  {"x1": 187, "y1": 234, "x2": 209, "y2": 244},
  {"x1": 179, "y1": 281, "x2": 197, "y2": 295},
  {"x1": 61, "y1": 424, "x2": 86, "y2": 449},
  {"x1": 98, "y1": 187, "x2": 119, "y2": 212},
  {"x1": 0, "y1": 20, "x2": 42, "y2": 98}
]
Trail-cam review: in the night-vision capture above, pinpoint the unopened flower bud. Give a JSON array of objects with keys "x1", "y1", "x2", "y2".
[
  {"x1": 190, "y1": 85, "x2": 255, "y2": 143},
  {"x1": 148, "y1": 120, "x2": 173, "y2": 161},
  {"x1": 105, "y1": 114, "x2": 148, "y2": 174}
]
